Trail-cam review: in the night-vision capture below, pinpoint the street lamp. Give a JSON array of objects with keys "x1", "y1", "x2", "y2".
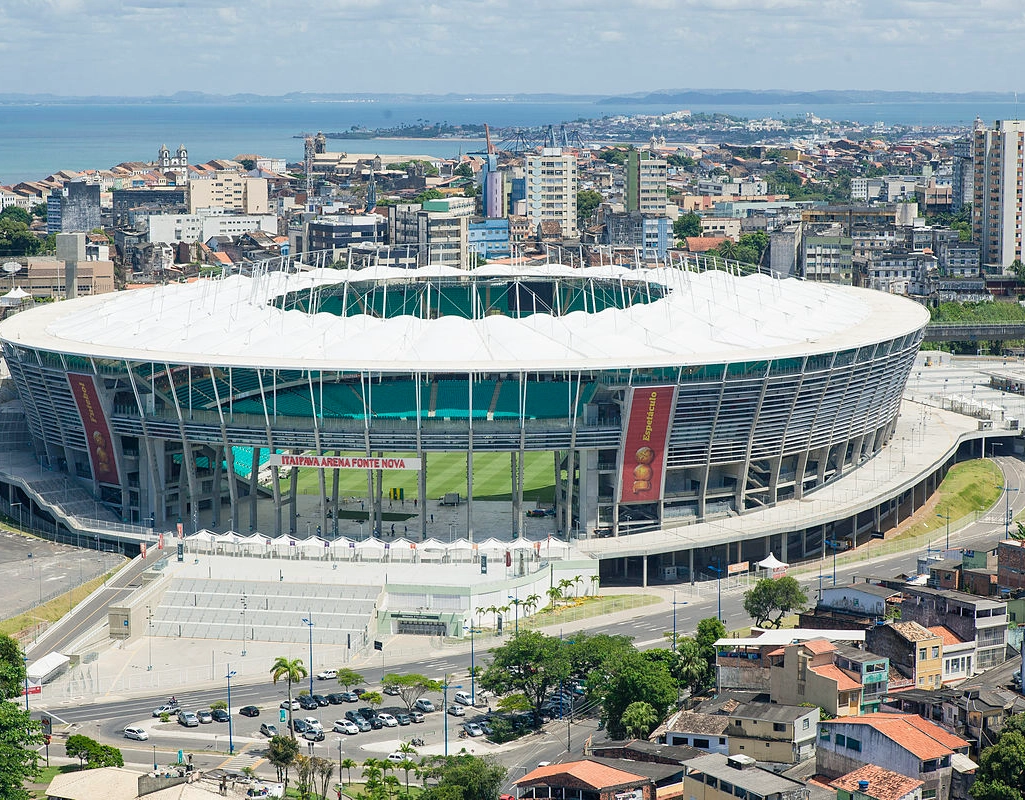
[
  {"x1": 440, "y1": 676, "x2": 462, "y2": 756},
  {"x1": 708, "y1": 560, "x2": 724, "y2": 623},
  {"x1": 463, "y1": 622, "x2": 481, "y2": 705},
  {"x1": 507, "y1": 595, "x2": 522, "y2": 636},
  {"x1": 22, "y1": 654, "x2": 28, "y2": 711},
  {"x1": 824, "y1": 540, "x2": 843, "y2": 587},
  {"x1": 671, "y1": 590, "x2": 686, "y2": 652},
  {"x1": 302, "y1": 615, "x2": 315, "y2": 695},
  {"x1": 998, "y1": 483, "x2": 1019, "y2": 539},
  {"x1": 240, "y1": 593, "x2": 248, "y2": 657},
  {"x1": 937, "y1": 512, "x2": 952, "y2": 550},
  {"x1": 146, "y1": 605, "x2": 153, "y2": 672},
  {"x1": 225, "y1": 666, "x2": 237, "y2": 755}
]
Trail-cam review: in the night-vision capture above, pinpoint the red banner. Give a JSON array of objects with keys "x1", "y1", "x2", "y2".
[
  {"x1": 67, "y1": 373, "x2": 120, "y2": 486},
  {"x1": 619, "y1": 385, "x2": 675, "y2": 504}
]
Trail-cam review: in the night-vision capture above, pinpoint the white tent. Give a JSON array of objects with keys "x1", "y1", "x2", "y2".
[
  {"x1": 387, "y1": 538, "x2": 415, "y2": 560},
  {"x1": 446, "y1": 538, "x2": 474, "y2": 562},
  {"x1": 757, "y1": 552, "x2": 788, "y2": 570},
  {"x1": 509, "y1": 537, "x2": 536, "y2": 551},
  {"x1": 295, "y1": 536, "x2": 330, "y2": 554},
  {"x1": 214, "y1": 532, "x2": 243, "y2": 544}
]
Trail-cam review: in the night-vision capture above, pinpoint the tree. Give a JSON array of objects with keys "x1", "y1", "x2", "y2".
[
  {"x1": 694, "y1": 617, "x2": 726, "y2": 690},
  {"x1": 743, "y1": 577, "x2": 808, "y2": 628},
  {"x1": 340, "y1": 757, "x2": 357, "y2": 786},
  {"x1": 270, "y1": 656, "x2": 308, "y2": 737},
  {"x1": 565, "y1": 632, "x2": 635, "y2": 680},
  {"x1": 545, "y1": 587, "x2": 562, "y2": 609},
  {"x1": 667, "y1": 153, "x2": 696, "y2": 170},
  {"x1": 382, "y1": 673, "x2": 442, "y2": 711},
  {"x1": 30, "y1": 203, "x2": 47, "y2": 220},
  {"x1": 972, "y1": 729, "x2": 1025, "y2": 800},
  {"x1": 599, "y1": 148, "x2": 630, "y2": 166},
  {"x1": 412, "y1": 189, "x2": 444, "y2": 204},
  {"x1": 63, "y1": 734, "x2": 121, "y2": 769},
  {"x1": 673, "y1": 212, "x2": 701, "y2": 240},
  {"x1": 335, "y1": 668, "x2": 365, "y2": 691},
  {"x1": 0, "y1": 634, "x2": 25, "y2": 700},
  {"x1": 359, "y1": 690, "x2": 383, "y2": 711},
  {"x1": 621, "y1": 701, "x2": 660, "y2": 739},
  {"x1": 398, "y1": 758, "x2": 418, "y2": 794},
  {"x1": 294, "y1": 753, "x2": 315, "y2": 800},
  {"x1": 0, "y1": 699, "x2": 41, "y2": 799},
  {"x1": 673, "y1": 638, "x2": 710, "y2": 691},
  {"x1": 453, "y1": 163, "x2": 474, "y2": 179},
  {"x1": 267, "y1": 735, "x2": 300, "y2": 795},
  {"x1": 577, "y1": 190, "x2": 603, "y2": 227},
  {"x1": 481, "y1": 630, "x2": 571, "y2": 724},
  {"x1": 0, "y1": 217, "x2": 42, "y2": 257},
  {"x1": 599, "y1": 651, "x2": 677, "y2": 739},
  {"x1": 315, "y1": 757, "x2": 335, "y2": 800},
  {"x1": 65, "y1": 734, "x2": 93, "y2": 769},
  {"x1": 239, "y1": 158, "x2": 256, "y2": 171},
  {"x1": 0, "y1": 207, "x2": 31, "y2": 226},
  {"x1": 419, "y1": 754, "x2": 506, "y2": 800}
]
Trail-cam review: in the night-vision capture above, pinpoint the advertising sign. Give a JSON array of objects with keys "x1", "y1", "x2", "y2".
[
  {"x1": 618, "y1": 385, "x2": 675, "y2": 504},
  {"x1": 728, "y1": 561, "x2": 750, "y2": 575},
  {"x1": 268, "y1": 454, "x2": 422, "y2": 471},
  {"x1": 67, "y1": 373, "x2": 120, "y2": 485}
]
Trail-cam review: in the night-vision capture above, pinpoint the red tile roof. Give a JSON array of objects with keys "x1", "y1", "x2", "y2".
[
  {"x1": 811, "y1": 664, "x2": 861, "y2": 692},
  {"x1": 831, "y1": 764, "x2": 923, "y2": 800},
  {"x1": 802, "y1": 639, "x2": 837, "y2": 655},
  {"x1": 834, "y1": 713, "x2": 969, "y2": 760},
  {"x1": 516, "y1": 760, "x2": 647, "y2": 790},
  {"x1": 927, "y1": 626, "x2": 963, "y2": 646},
  {"x1": 683, "y1": 236, "x2": 724, "y2": 253}
]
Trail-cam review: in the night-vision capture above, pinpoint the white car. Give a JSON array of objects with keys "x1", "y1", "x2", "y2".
[
  {"x1": 453, "y1": 690, "x2": 474, "y2": 706},
  {"x1": 446, "y1": 705, "x2": 465, "y2": 717},
  {"x1": 123, "y1": 726, "x2": 149, "y2": 741},
  {"x1": 279, "y1": 699, "x2": 300, "y2": 711},
  {"x1": 387, "y1": 752, "x2": 407, "y2": 764},
  {"x1": 316, "y1": 669, "x2": 337, "y2": 681},
  {"x1": 333, "y1": 719, "x2": 360, "y2": 735},
  {"x1": 377, "y1": 713, "x2": 398, "y2": 728},
  {"x1": 414, "y1": 698, "x2": 435, "y2": 713},
  {"x1": 302, "y1": 717, "x2": 323, "y2": 733}
]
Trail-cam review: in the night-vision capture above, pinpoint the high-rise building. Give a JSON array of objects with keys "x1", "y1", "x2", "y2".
[
  {"x1": 972, "y1": 118, "x2": 1025, "y2": 267},
  {"x1": 188, "y1": 171, "x2": 269, "y2": 215},
  {"x1": 626, "y1": 150, "x2": 668, "y2": 216},
  {"x1": 525, "y1": 148, "x2": 578, "y2": 238},
  {"x1": 46, "y1": 181, "x2": 101, "y2": 235}
]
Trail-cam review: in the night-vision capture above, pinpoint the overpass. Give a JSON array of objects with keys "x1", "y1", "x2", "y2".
[{"x1": 925, "y1": 321, "x2": 1025, "y2": 342}]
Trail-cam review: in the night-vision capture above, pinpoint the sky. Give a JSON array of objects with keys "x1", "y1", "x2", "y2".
[{"x1": 2, "y1": 0, "x2": 1025, "y2": 97}]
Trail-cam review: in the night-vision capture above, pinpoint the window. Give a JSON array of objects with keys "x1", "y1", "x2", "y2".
[
  {"x1": 919, "y1": 648, "x2": 927, "y2": 661},
  {"x1": 932, "y1": 646, "x2": 940, "y2": 658},
  {"x1": 846, "y1": 737, "x2": 861, "y2": 752},
  {"x1": 773, "y1": 723, "x2": 786, "y2": 732},
  {"x1": 693, "y1": 739, "x2": 710, "y2": 750},
  {"x1": 820, "y1": 728, "x2": 830, "y2": 740},
  {"x1": 835, "y1": 734, "x2": 846, "y2": 747},
  {"x1": 803, "y1": 719, "x2": 811, "y2": 730}
]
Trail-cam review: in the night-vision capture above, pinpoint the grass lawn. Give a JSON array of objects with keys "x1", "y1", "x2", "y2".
[
  {"x1": 26, "y1": 764, "x2": 79, "y2": 799},
  {"x1": 893, "y1": 458, "x2": 1003, "y2": 541},
  {"x1": 293, "y1": 451, "x2": 555, "y2": 503}
]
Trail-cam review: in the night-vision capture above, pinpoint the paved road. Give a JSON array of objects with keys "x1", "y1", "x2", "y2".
[{"x1": 27, "y1": 554, "x2": 148, "y2": 658}]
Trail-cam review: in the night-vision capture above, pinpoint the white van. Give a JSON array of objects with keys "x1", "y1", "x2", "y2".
[{"x1": 453, "y1": 690, "x2": 474, "y2": 706}]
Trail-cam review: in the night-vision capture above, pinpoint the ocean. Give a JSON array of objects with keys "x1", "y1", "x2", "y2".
[{"x1": 1, "y1": 98, "x2": 1021, "y2": 186}]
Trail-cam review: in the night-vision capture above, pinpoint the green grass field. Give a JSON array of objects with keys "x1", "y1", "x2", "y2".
[{"x1": 294, "y1": 451, "x2": 556, "y2": 502}]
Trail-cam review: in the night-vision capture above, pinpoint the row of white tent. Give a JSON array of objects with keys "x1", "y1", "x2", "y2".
[{"x1": 180, "y1": 530, "x2": 572, "y2": 561}]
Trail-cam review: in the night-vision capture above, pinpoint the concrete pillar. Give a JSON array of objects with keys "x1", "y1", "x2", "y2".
[
  {"x1": 690, "y1": 549, "x2": 695, "y2": 585},
  {"x1": 642, "y1": 556, "x2": 648, "y2": 588}
]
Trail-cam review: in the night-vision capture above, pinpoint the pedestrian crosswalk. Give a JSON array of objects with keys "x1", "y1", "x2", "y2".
[{"x1": 218, "y1": 744, "x2": 263, "y2": 774}]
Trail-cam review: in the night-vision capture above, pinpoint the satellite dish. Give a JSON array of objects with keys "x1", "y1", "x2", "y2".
[{"x1": 2, "y1": 262, "x2": 22, "y2": 275}]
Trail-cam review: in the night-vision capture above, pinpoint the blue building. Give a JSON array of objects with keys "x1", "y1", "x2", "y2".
[{"x1": 468, "y1": 218, "x2": 511, "y2": 261}]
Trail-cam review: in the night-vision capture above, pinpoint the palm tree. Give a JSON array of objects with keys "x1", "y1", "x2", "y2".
[
  {"x1": 558, "y1": 578, "x2": 573, "y2": 599},
  {"x1": 589, "y1": 574, "x2": 600, "y2": 596},
  {"x1": 525, "y1": 593, "x2": 541, "y2": 615},
  {"x1": 383, "y1": 774, "x2": 401, "y2": 800},
  {"x1": 398, "y1": 759, "x2": 417, "y2": 795},
  {"x1": 315, "y1": 756, "x2": 335, "y2": 800},
  {"x1": 340, "y1": 758, "x2": 357, "y2": 786},
  {"x1": 475, "y1": 606, "x2": 486, "y2": 628},
  {"x1": 546, "y1": 586, "x2": 562, "y2": 609},
  {"x1": 572, "y1": 575, "x2": 583, "y2": 598},
  {"x1": 487, "y1": 604, "x2": 499, "y2": 630},
  {"x1": 270, "y1": 656, "x2": 308, "y2": 738}
]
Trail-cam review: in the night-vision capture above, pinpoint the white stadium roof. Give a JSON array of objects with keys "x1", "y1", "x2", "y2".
[{"x1": 0, "y1": 263, "x2": 930, "y2": 371}]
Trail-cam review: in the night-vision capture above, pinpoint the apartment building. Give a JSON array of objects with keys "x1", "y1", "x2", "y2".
[
  {"x1": 865, "y1": 622, "x2": 943, "y2": 690},
  {"x1": 147, "y1": 213, "x2": 278, "y2": 245},
  {"x1": 896, "y1": 586, "x2": 1007, "y2": 672},
  {"x1": 388, "y1": 202, "x2": 469, "y2": 268},
  {"x1": 769, "y1": 639, "x2": 889, "y2": 716},
  {"x1": 972, "y1": 119, "x2": 1025, "y2": 267},
  {"x1": 525, "y1": 148, "x2": 578, "y2": 238},
  {"x1": 626, "y1": 150, "x2": 668, "y2": 216},
  {"x1": 800, "y1": 223, "x2": 853, "y2": 283},
  {"x1": 188, "y1": 172, "x2": 269, "y2": 214}
]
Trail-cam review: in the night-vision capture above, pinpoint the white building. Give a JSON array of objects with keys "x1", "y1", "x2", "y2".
[
  {"x1": 188, "y1": 172, "x2": 269, "y2": 215},
  {"x1": 147, "y1": 213, "x2": 278, "y2": 244},
  {"x1": 525, "y1": 148, "x2": 578, "y2": 238}
]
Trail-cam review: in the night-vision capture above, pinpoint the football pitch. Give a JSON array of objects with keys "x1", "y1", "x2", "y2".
[{"x1": 294, "y1": 451, "x2": 556, "y2": 502}]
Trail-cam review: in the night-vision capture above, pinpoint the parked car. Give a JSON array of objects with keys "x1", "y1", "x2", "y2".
[
  {"x1": 383, "y1": 685, "x2": 400, "y2": 696},
  {"x1": 260, "y1": 723, "x2": 279, "y2": 737},
  {"x1": 333, "y1": 719, "x2": 360, "y2": 735},
  {"x1": 326, "y1": 693, "x2": 346, "y2": 705},
  {"x1": 302, "y1": 717, "x2": 323, "y2": 733},
  {"x1": 462, "y1": 722, "x2": 484, "y2": 737},
  {"x1": 212, "y1": 708, "x2": 230, "y2": 723},
  {"x1": 316, "y1": 669, "x2": 337, "y2": 681},
  {"x1": 292, "y1": 718, "x2": 309, "y2": 734},
  {"x1": 395, "y1": 713, "x2": 411, "y2": 726},
  {"x1": 479, "y1": 720, "x2": 493, "y2": 736},
  {"x1": 339, "y1": 691, "x2": 360, "y2": 703},
  {"x1": 177, "y1": 711, "x2": 199, "y2": 727},
  {"x1": 299, "y1": 695, "x2": 319, "y2": 711},
  {"x1": 312, "y1": 695, "x2": 329, "y2": 707},
  {"x1": 123, "y1": 726, "x2": 149, "y2": 741},
  {"x1": 447, "y1": 705, "x2": 465, "y2": 717},
  {"x1": 196, "y1": 709, "x2": 213, "y2": 724},
  {"x1": 357, "y1": 707, "x2": 376, "y2": 721},
  {"x1": 303, "y1": 728, "x2": 325, "y2": 742},
  {"x1": 152, "y1": 704, "x2": 179, "y2": 717},
  {"x1": 453, "y1": 690, "x2": 474, "y2": 706},
  {"x1": 387, "y1": 752, "x2": 406, "y2": 764},
  {"x1": 414, "y1": 699, "x2": 435, "y2": 713},
  {"x1": 345, "y1": 711, "x2": 364, "y2": 723},
  {"x1": 280, "y1": 699, "x2": 300, "y2": 711},
  {"x1": 377, "y1": 713, "x2": 398, "y2": 727},
  {"x1": 409, "y1": 711, "x2": 425, "y2": 723},
  {"x1": 352, "y1": 718, "x2": 371, "y2": 732},
  {"x1": 239, "y1": 706, "x2": 260, "y2": 717}
]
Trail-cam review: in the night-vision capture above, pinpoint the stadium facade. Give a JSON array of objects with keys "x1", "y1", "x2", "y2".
[{"x1": 0, "y1": 259, "x2": 930, "y2": 546}]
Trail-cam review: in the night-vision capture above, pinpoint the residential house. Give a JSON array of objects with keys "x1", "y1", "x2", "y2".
[
  {"x1": 866, "y1": 622, "x2": 943, "y2": 690},
  {"x1": 724, "y1": 703, "x2": 818, "y2": 764},
  {"x1": 681, "y1": 754, "x2": 809, "y2": 800},
  {"x1": 649, "y1": 710, "x2": 729, "y2": 753},
  {"x1": 931, "y1": 626, "x2": 976, "y2": 685},
  {"x1": 716, "y1": 629, "x2": 865, "y2": 692},
  {"x1": 769, "y1": 639, "x2": 888, "y2": 716},
  {"x1": 800, "y1": 583, "x2": 902, "y2": 630},
  {"x1": 817, "y1": 714, "x2": 972, "y2": 800},
  {"x1": 830, "y1": 764, "x2": 923, "y2": 800},
  {"x1": 516, "y1": 760, "x2": 656, "y2": 800}
]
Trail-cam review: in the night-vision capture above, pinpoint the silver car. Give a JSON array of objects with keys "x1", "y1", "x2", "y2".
[
  {"x1": 123, "y1": 726, "x2": 149, "y2": 741},
  {"x1": 177, "y1": 710, "x2": 200, "y2": 727}
]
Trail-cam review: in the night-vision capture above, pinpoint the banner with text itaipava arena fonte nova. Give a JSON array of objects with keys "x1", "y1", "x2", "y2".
[
  {"x1": 67, "y1": 372, "x2": 120, "y2": 486},
  {"x1": 619, "y1": 385, "x2": 676, "y2": 504}
]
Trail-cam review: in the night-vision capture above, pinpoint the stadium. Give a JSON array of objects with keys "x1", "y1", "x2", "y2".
[{"x1": 0, "y1": 256, "x2": 930, "y2": 569}]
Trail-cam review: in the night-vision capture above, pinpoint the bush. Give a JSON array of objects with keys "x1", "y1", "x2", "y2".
[{"x1": 210, "y1": 700, "x2": 227, "y2": 711}]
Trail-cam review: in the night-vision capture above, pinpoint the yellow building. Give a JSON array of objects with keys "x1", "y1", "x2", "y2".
[{"x1": 188, "y1": 171, "x2": 268, "y2": 214}]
